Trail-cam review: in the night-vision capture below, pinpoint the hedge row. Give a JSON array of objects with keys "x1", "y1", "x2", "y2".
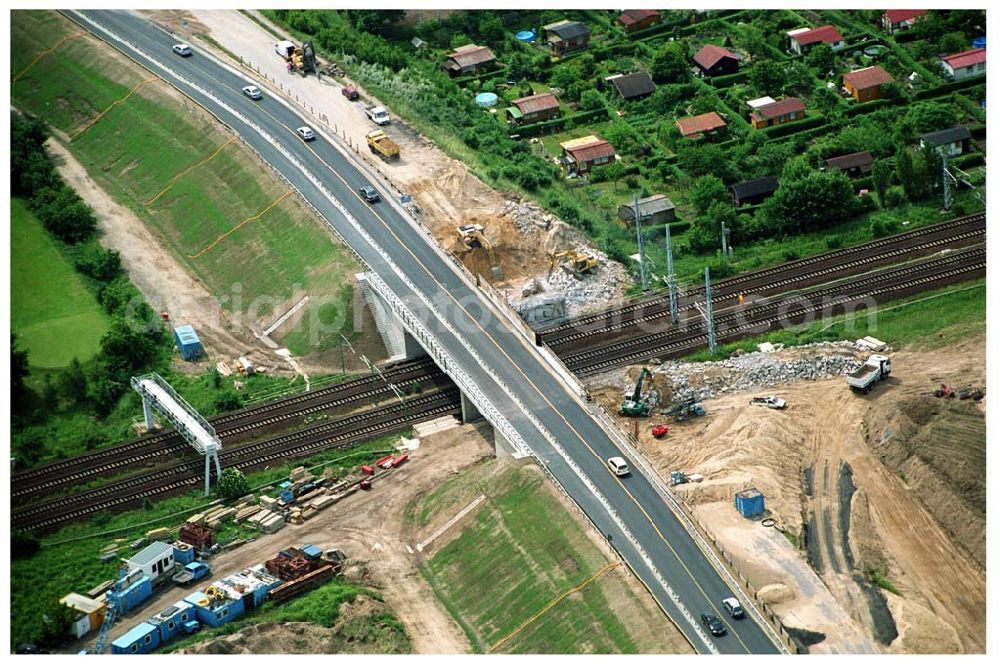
[
  {"x1": 915, "y1": 76, "x2": 986, "y2": 100},
  {"x1": 509, "y1": 107, "x2": 610, "y2": 138},
  {"x1": 951, "y1": 153, "x2": 985, "y2": 169},
  {"x1": 844, "y1": 96, "x2": 908, "y2": 117},
  {"x1": 708, "y1": 70, "x2": 749, "y2": 88},
  {"x1": 967, "y1": 124, "x2": 986, "y2": 140}
]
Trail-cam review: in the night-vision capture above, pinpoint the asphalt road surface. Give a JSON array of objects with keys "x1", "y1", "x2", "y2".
[{"x1": 68, "y1": 10, "x2": 783, "y2": 654}]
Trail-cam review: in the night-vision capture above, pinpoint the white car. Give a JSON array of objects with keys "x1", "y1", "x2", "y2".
[
  {"x1": 242, "y1": 85, "x2": 263, "y2": 100},
  {"x1": 172, "y1": 44, "x2": 192, "y2": 57},
  {"x1": 607, "y1": 456, "x2": 630, "y2": 477},
  {"x1": 749, "y1": 396, "x2": 786, "y2": 410},
  {"x1": 296, "y1": 126, "x2": 316, "y2": 141},
  {"x1": 722, "y1": 596, "x2": 745, "y2": 619}
]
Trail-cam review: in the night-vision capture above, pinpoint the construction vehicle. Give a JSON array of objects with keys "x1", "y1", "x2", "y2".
[
  {"x1": 846, "y1": 354, "x2": 892, "y2": 394},
  {"x1": 275, "y1": 39, "x2": 317, "y2": 76},
  {"x1": 669, "y1": 471, "x2": 687, "y2": 486},
  {"x1": 549, "y1": 249, "x2": 600, "y2": 279},
  {"x1": 669, "y1": 399, "x2": 706, "y2": 421},
  {"x1": 365, "y1": 130, "x2": 400, "y2": 161},
  {"x1": 749, "y1": 396, "x2": 786, "y2": 409},
  {"x1": 620, "y1": 368, "x2": 653, "y2": 417},
  {"x1": 651, "y1": 424, "x2": 670, "y2": 438},
  {"x1": 83, "y1": 564, "x2": 130, "y2": 654},
  {"x1": 172, "y1": 561, "x2": 211, "y2": 587},
  {"x1": 365, "y1": 104, "x2": 391, "y2": 125},
  {"x1": 457, "y1": 224, "x2": 503, "y2": 280}
]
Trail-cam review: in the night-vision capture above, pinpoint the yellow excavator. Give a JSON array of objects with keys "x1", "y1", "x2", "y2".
[
  {"x1": 457, "y1": 224, "x2": 503, "y2": 280},
  {"x1": 549, "y1": 249, "x2": 600, "y2": 279}
]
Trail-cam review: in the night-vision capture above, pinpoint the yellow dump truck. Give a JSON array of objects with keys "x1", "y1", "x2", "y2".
[{"x1": 365, "y1": 130, "x2": 400, "y2": 161}]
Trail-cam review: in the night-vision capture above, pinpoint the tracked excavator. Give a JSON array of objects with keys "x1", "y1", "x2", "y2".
[
  {"x1": 620, "y1": 368, "x2": 653, "y2": 417},
  {"x1": 457, "y1": 224, "x2": 503, "y2": 280},
  {"x1": 549, "y1": 249, "x2": 600, "y2": 279}
]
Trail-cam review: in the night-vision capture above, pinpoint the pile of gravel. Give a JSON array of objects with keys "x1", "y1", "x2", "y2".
[
  {"x1": 652, "y1": 341, "x2": 866, "y2": 408},
  {"x1": 501, "y1": 198, "x2": 554, "y2": 236}
]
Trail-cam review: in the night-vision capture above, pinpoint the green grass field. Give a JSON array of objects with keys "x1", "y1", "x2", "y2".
[
  {"x1": 11, "y1": 198, "x2": 109, "y2": 371},
  {"x1": 11, "y1": 10, "x2": 362, "y2": 356},
  {"x1": 417, "y1": 462, "x2": 688, "y2": 654},
  {"x1": 10, "y1": 436, "x2": 401, "y2": 650}
]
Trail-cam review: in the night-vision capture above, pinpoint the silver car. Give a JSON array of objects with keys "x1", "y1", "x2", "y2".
[
  {"x1": 242, "y1": 85, "x2": 263, "y2": 100},
  {"x1": 296, "y1": 126, "x2": 316, "y2": 141},
  {"x1": 172, "y1": 43, "x2": 192, "y2": 57}
]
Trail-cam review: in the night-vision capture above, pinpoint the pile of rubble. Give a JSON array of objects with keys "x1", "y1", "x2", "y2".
[
  {"x1": 501, "y1": 197, "x2": 554, "y2": 236},
  {"x1": 651, "y1": 341, "x2": 866, "y2": 409}
]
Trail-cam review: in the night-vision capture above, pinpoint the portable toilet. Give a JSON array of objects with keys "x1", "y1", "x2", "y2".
[
  {"x1": 111, "y1": 621, "x2": 161, "y2": 655},
  {"x1": 735, "y1": 488, "x2": 765, "y2": 518},
  {"x1": 173, "y1": 325, "x2": 203, "y2": 361}
]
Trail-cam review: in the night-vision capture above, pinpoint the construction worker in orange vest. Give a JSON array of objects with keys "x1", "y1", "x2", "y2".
[{"x1": 738, "y1": 292, "x2": 746, "y2": 306}]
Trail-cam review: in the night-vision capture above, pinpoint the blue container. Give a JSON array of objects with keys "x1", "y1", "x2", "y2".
[
  {"x1": 116, "y1": 575, "x2": 153, "y2": 614},
  {"x1": 475, "y1": 92, "x2": 498, "y2": 107},
  {"x1": 186, "y1": 591, "x2": 244, "y2": 628},
  {"x1": 147, "y1": 600, "x2": 196, "y2": 644},
  {"x1": 735, "y1": 489, "x2": 765, "y2": 518},
  {"x1": 111, "y1": 621, "x2": 161, "y2": 655},
  {"x1": 173, "y1": 325, "x2": 203, "y2": 361},
  {"x1": 300, "y1": 544, "x2": 322, "y2": 561},
  {"x1": 972, "y1": 36, "x2": 986, "y2": 49},
  {"x1": 515, "y1": 29, "x2": 536, "y2": 42},
  {"x1": 173, "y1": 541, "x2": 196, "y2": 565}
]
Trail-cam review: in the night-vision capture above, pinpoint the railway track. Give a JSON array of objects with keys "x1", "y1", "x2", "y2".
[
  {"x1": 11, "y1": 217, "x2": 985, "y2": 531},
  {"x1": 566, "y1": 244, "x2": 985, "y2": 374},
  {"x1": 13, "y1": 389, "x2": 462, "y2": 533},
  {"x1": 541, "y1": 213, "x2": 985, "y2": 348},
  {"x1": 11, "y1": 357, "x2": 448, "y2": 505}
]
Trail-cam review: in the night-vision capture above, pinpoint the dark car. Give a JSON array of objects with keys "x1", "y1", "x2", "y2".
[
  {"x1": 701, "y1": 613, "x2": 727, "y2": 636},
  {"x1": 358, "y1": 185, "x2": 380, "y2": 203},
  {"x1": 16, "y1": 644, "x2": 48, "y2": 654}
]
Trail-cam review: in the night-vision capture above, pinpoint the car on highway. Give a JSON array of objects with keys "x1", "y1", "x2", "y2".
[
  {"x1": 172, "y1": 43, "x2": 192, "y2": 57},
  {"x1": 749, "y1": 395, "x2": 786, "y2": 409},
  {"x1": 701, "y1": 612, "x2": 727, "y2": 636},
  {"x1": 607, "y1": 456, "x2": 630, "y2": 477},
  {"x1": 296, "y1": 126, "x2": 316, "y2": 141},
  {"x1": 358, "y1": 185, "x2": 380, "y2": 203},
  {"x1": 242, "y1": 85, "x2": 263, "y2": 100},
  {"x1": 721, "y1": 596, "x2": 745, "y2": 619}
]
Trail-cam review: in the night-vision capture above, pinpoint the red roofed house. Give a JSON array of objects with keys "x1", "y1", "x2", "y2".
[
  {"x1": 693, "y1": 44, "x2": 741, "y2": 77},
  {"x1": 843, "y1": 66, "x2": 894, "y2": 102},
  {"x1": 941, "y1": 48, "x2": 986, "y2": 81},
  {"x1": 749, "y1": 97, "x2": 806, "y2": 129},
  {"x1": 787, "y1": 25, "x2": 845, "y2": 54},
  {"x1": 443, "y1": 44, "x2": 497, "y2": 77},
  {"x1": 881, "y1": 10, "x2": 927, "y2": 34},
  {"x1": 506, "y1": 92, "x2": 560, "y2": 126},
  {"x1": 676, "y1": 112, "x2": 728, "y2": 139},
  {"x1": 559, "y1": 135, "x2": 616, "y2": 175},
  {"x1": 618, "y1": 9, "x2": 661, "y2": 33}
]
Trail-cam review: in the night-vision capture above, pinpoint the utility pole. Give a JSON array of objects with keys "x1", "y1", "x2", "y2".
[
  {"x1": 704, "y1": 267, "x2": 717, "y2": 355},
  {"x1": 665, "y1": 223, "x2": 679, "y2": 325},
  {"x1": 940, "y1": 148, "x2": 953, "y2": 211},
  {"x1": 721, "y1": 221, "x2": 733, "y2": 261},
  {"x1": 633, "y1": 194, "x2": 649, "y2": 292}
]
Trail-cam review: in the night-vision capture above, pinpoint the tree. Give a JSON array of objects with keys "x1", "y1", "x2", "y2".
[
  {"x1": 73, "y1": 244, "x2": 122, "y2": 283},
  {"x1": 579, "y1": 88, "x2": 608, "y2": 112},
  {"x1": 689, "y1": 175, "x2": 730, "y2": 216},
  {"x1": 781, "y1": 156, "x2": 814, "y2": 182},
  {"x1": 39, "y1": 600, "x2": 77, "y2": 648},
  {"x1": 600, "y1": 162, "x2": 626, "y2": 190},
  {"x1": 755, "y1": 171, "x2": 860, "y2": 236},
  {"x1": 217, "y1": 468, "x2": 251, "y2": 501},
  {"x1": 346, "y1": 10, "x2": 405, "y2": 35},
  {"x1": 214, "y1": 390, "x2": 242, "y2": 413},
  {"x1": 749, "y1": 60, "x2": 784, "y2": 96},
  {"x1": 651, "y1": 42, "x2": 689, "y2": 84},
  {"x1": 782, "y1": 62, "x2": 817, "y2": 97},
  {"x1": 896, "y1": 147, "x2": 934, "y2": 202},
  {"x1": 689, "y1": 202, "x2": 740, "y2": 254},
  {"x1": 805, "y1": 44, "x2": 836, "y2": 76},
  {"x1": 676, "y1": 143, "x2": 733, "y2": 180},
  {"x1": 939, "y1": 31, "x2": 968, "y2": 55},
  {"x1": 872, "y1": 158, "x2": 894, "y2": 201},
  {"x1": 58, "y1": 358, "x2": 89, "y2": 406},
  {"x1": 12, "y1": 529, "x2": 40, "y2": 559},
  {"x1": 478, "y1": 13, "x2": 505, "y2": 44},
  {"x1": 811, "y1": 85, "x2": 841, "y2": 115}
]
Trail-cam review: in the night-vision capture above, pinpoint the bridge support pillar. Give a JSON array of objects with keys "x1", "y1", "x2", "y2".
[
  {"x1": 460, "y1": 392, "x2": 483, "y2": 424},
  {"x1": 493, "y1": 427, "x2": 521, "y2": 460},
  {"x1": 356, "y1": 273, "x2": 428, "y2": 361},
  {"x1": 141, "y1": 396, "x2": 155, "y2": 431}
]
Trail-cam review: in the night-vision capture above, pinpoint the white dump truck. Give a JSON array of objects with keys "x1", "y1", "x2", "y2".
[{"x1": 846, "y1": 354, "x2": 892, "y2": 393}]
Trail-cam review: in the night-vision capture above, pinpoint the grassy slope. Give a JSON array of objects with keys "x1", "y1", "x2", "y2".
[
  {"x1": 11, "y1": 10, "x2": 360, "y2": 354},
  {"x1": 10, "y1": 198, "x2": 110, "y2": 371},
  {"x1": 9, "y1": 437, "x2": 400, "y2": 650},
  {"x1": 418, "y1": 463, "x2": 684, "y2": 654}
]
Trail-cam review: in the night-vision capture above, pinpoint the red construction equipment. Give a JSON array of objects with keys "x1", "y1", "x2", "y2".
[
  {"x1": 375, "y1": 455, "x2": 394, "y2": 469},
  {"x1": 360, "y1": 465, "x2": 375, "y2": 476},
  {"x1": 359, "y1": 479, "x2": 372, "y2": 490},
  {"x1": 391, "y1": 454, "x2": 408, "y2": 468},
  {"x1": 268, "y1": 564, "x2": 336, "y2": 604},
  {"x1": 651, "y1": 424, "x2": 670, "y2": 438},
  {"x1": 266, "y1": 548, "x2": 319, "y2": 581}
]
